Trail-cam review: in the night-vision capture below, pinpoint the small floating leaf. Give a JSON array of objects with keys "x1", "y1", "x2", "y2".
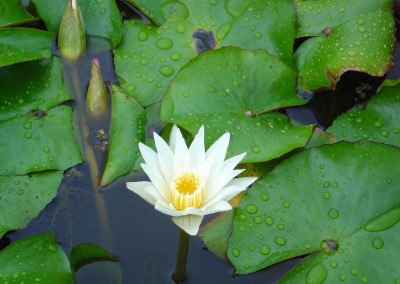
[
  {"x1": 327, "y1": 82, "x2": 400, "y2": 147},
  {"x1": 0, "y1": 233, "x2": 74, "y2": 283},
  {"x1": 0, "y1": 28, "x2": 54, "y2": 67},
  {"x1": 294, "y1": 0, "x2": 394, "y2": 91},
  {"x1": 100, "y1": 84, "x2": 146, "y2": 187},
  {"x1": 0, "y1": 0, "x2": 35, "y2": 27},
  {"x1": 161, "y1": 47, "x2": 312, "y2": 163},
  {"x1": 0, "y1": 172, "x2": 63, "y2": 238},
  {"x1": 115, "y1": 0, "x2": 296, "y2": 105},
  {"x1": 0, "y1": 58, "x2": 73, "y2": 121},
  {"x1": 0, "y1": 106, "x2": 82, "y2": 175},
  {"x1": 70, "y1": 243, "x2": 118, "y2": 273},
  {"x1": 228, "y1": 141, "x2": 400, "y2": 283}
]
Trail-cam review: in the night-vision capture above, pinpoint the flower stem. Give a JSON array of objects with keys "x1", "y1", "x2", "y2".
[{"x1": 173, "y1": 229, "x2": 190, "y2": 283}]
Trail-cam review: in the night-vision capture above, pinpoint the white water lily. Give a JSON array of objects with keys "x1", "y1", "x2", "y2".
[{"x1": 126, "y1": 125, "x2": 257, "y2": 236}]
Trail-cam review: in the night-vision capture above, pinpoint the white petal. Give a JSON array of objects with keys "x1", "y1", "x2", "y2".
[
  {"x1": 126, "y1": 182, "x2": 166, "y2": 206},
  {"x1": 205, "y1": 132, "x2": 230, "y2": 164},
  {"x1": 203, "y1": 169, "x2": 244, "y2": 203},
  {"x1": 189, "y1": 126, "x2": 205, "y2": 171},
  {"x1": 172, "y1": 215, "x2": 204, "y2": 236},
  {"x1": 141, "y1": 163, "x2": 169, "y2": 199},
  {"x1": 154, "y1": 201, "x2": 203, "y2": 216},
  {"x1": 201, "y1": 200, "x2": 232, "y2": 214},
  {"x1": 169, "y1": 125, "x2": 179, "y2": 152},
  {"x1": 203, "y1": 177, "x2": 257, "y2": 208},
  {"x1": 172, "y1": 126, "x2": 190, "y2": 171},
  {"x1": 154, "y1": 133, "x2": 174, "y2": 184}
]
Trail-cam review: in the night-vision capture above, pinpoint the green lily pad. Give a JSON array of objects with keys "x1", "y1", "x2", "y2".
[
  {"x1": 327, "y1": 83, "x2": 400, "y2": 147},
  {"x1": 70, "y1": 243, "x2": 118, "y2": 273},
  {"x1": 0, "y1": 0, "x2": 35, "y2": 27},
  {"x1": 0, "y1": 172, "x2": 63, "y2": 238},
  {"x1": 228, "y1": 141, "x2": 400, "y2": 283},
  {"x1": 161, "y1": 47, "x2": 312, "y2": 163},
  {"x1": 114, "y1": 0, "x2": 296, "y2": 105},
  {"x1": 0, "y1": 58, "x2": 72, "y2": 121},
  {"x1": 0, "y1": 106, "x2": 82, "y2": 175},
  {"x1": 294, "y1": 0, "x2": 394, "y2": 91},
  {"x1": 0, "y1": 28, "x2": 54, "y2": 68},
  {"x1": 31, "y1": 0, "x2": 122, "y2": 47},
  {"x1": 0, "y1": 233, "x2": 74, "y2": 283},
  {"x1": 127, "y1": 0, "x2": 177, "y2": 26},
  {"x1": 100, "y1": 84, "x2": 146, "y2": 187}
]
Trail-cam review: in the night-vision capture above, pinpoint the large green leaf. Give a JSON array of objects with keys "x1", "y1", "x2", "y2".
[
  {"x1": 31, "y1": 0, "x2": 122, "y2": 47},
  {"x1": 161, "y1": 47, "x2": 312, "y2": 163},
  {"x1": 0, "y1": 106, "x2": 82, "y2": 175},
  {"x1": 100, "y1": 84, "x2": 146, "y2": 187},
  {"x1": 0, "y1": 28, "x2": 54, "y2": 68},
  {"x1": 114, "y1": 0, "x2": 296, "y2": 105},
  {"x1": 228, "y1": 141, "x2": 400, "y2": 284},
  {"x1": 0, "y1": 233, "x2": 74, "y2": 283},
  {"x1": 127, "y1": 0, "x2": 177, "y2": 26},
  {"x1": 0, "y1": 58, "x2": 72, "y2": 121},
  {"x1": 0, "y1": 0, "x2": 35, "y2": 27},
  {"x1": 0, "y1": 172, "x2": 63, "y2": 238},
  {"x1": 327, "y1": 83, "x2": 400, "y2": 147},
  {"x1": 294, "y1": 0, "x2": 394, "y2": 91}
]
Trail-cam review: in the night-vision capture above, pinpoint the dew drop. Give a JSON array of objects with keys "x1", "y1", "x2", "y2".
[
  {"x1": 259, "y1": 244, "x2": 270, "y2": 255},
  {"x1": 156, "y1": 38, "x2": 173, "y2": 50},
  {"x1": 238, "y1": 225, "x2": 245, "y2": 232},
  {"x1": 23, "y1": 122, "x2": 32, "y2": 129},
  {"x1": 371, "y1": 237, "x2": 384, "y2": 249},
  {"x1": 274, "y1": 236, "x2": 287, "y2": 246},
  {"x1": 159, "y1": 65, "x2": 175, "y2": 77},
  {"x1": 245, "y1": 204, "x2": 258, "y2": 214},
  {"x1": 17, "y1": 189, "x2": 24, "y2": 195},
  {"x1": 252, "y1": 146, "x2": 260, "y2": 153},
  {"x1": 265, "y1": 217, "x2": 274, "y2": 226},
  {"x1": 261, "y1": 194, "x2": 269, "y2": 201},
  {"x1": 232, "y1": 248, "x2": 240, "y2": 257},
  {"x1": 306, "y1": 263, "x2": 327, "y2": 284},
  {"x1": 328, "y1": 208, "x2": 339, "y2": 219},
  {"x1": 283, "y1": 201, "x2": 290, "y2": 208},
  {"x1": 42, "y1": 146, "x2": 50, "y2": 153},
  {"x1": 175, "y1": 25, "x2": 186, "y2": 34},
  {"x1": 347, "y1": 50, "x2": 357, "y2": 57},
  {"x1": 170, "y1": 52, "x2": 181, "y2": 61},
  {"x1": 48, "y1": 245, "x2": 57, "y2": 252},
  {"x1": 100, "y1": 7, "x2": 106, "y2": 14},
  {"x1": 138, "y1": 31, "x2": 148, "y2": 41},
  {"x1": 380, "y1": 130, "x2": 390, "y2": 137},
  {"x1": 25, "y1": 132, "x2": 32, "y2": 139}
]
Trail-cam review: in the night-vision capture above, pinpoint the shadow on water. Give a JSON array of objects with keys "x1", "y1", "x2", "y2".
[{"x1": 3, "y1": 3, "x2": 400, "y2": 284}]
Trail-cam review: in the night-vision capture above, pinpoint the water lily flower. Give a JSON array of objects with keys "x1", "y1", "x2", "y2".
[{"x1": 126, "y1": 125, "x2": 257, "y2": 235}]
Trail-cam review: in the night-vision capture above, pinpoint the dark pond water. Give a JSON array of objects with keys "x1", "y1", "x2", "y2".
[{"x1": 3, "y1": 3, "x2": 400, "y2": 284}]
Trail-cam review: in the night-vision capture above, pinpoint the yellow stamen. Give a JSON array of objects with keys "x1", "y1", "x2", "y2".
[{"x1": 170, "y1": 172, "x2": 204, "y2": 210}]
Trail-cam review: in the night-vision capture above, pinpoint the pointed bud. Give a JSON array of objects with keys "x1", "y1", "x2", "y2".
[
  {"x1": 86, "y1": 57, "x2": 109, "y2": 119},
  {"x1": 58, "y1": 0, "x2": 86, "y2": 60}
]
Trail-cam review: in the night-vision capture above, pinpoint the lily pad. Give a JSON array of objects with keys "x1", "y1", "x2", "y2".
[
  {"x1": 0, "y1": 233, "x2": 74, "y2": 283},
  {"x1": 161, "y1": 47, "x2": 312, "y2": 163},
  {"x1": 0, "y1": 28, "x2": 54, "y2": 68},
  {"x1": 327, "y1": 83, "x2": 400, "y2": 147},
  {"x1": 0, "y1": 58, "x2": 72, "y2": 121},
  {"x1": 228, "y1": 141, "x2": 400, "y2": 284},
  {"x1": 0, "y1": 0, "x2": 35, "y2": 27},
  {"x1": 100, "y1": 84, "x2": 146, "y2": 187},
  {"x1": 114, "y1": 0, "x2": 296, "y2": 105},
  {"x1": 127, "y1": 0, "x2": 177, "y2": 26},
  {"x1": 31, "y1": 0, "x2": 122, "y2": 47},
  {"x1": 70, "y1": 243, "x2": 118, "y2": 273},
  {"x1": 0, "y1": 106, "x2": 82, "y2": 175},
  {"x1": 294, "y1": 0, "x2": 394, "y2": 91},
  {"x1": 0, "y1": 172, "x2": 63, "y2": 238}
]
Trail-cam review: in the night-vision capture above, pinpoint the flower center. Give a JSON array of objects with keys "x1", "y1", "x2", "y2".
[{"x1": 170, "y1": 172, "x2": 204, "y2": 210}]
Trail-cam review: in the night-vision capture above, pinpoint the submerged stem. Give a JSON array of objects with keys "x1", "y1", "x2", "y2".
[{"x1": 173, "y1": 229, "x2": 190, "y2": 283}]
